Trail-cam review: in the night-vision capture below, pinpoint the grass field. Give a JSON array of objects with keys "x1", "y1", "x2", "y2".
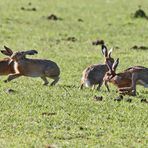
[{"x1": 0, "y1": 0, "x2": 148, "y2": 147}]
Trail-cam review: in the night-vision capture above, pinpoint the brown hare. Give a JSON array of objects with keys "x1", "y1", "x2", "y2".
[
  {"x1": 0, "y1": 46, "x2": 15, "y2": 75},
  {"x1": 80, "y1": 45, "x2": 114, "y2": 91},
  {"x1": 4, "y1": 47, "x2": 60, "y2": 86},
  {"x1": 104, "y1": 58, "x2": 148, "y2": 96}
]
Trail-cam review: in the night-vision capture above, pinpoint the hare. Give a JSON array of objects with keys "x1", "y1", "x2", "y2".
[
  {"x1": 104, "y1": 58, "x2": 148, "y2": 96},
  {"x1": 80, "y1": 45, "x2": 115, "y2": 91},
  {"x1": 4, "y1": 47, "x2": 60, "y2": 86},
  {"x1": 0, "y1": 46, "x2": 15, "y2": 75}
]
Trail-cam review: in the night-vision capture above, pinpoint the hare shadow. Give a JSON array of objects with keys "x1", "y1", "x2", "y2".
[{"x1": 59, "y1": 84, "x2": 78, "y2": 89}]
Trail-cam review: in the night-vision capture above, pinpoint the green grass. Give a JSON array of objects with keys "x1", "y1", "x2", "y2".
[{"x1": 0, "y1": 0, "x2": 148, "y2": 147}]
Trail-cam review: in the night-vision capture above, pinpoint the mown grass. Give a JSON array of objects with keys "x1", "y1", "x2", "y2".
[{"x1": 0, "y1": 0, "x2": 148, "y2": 147}]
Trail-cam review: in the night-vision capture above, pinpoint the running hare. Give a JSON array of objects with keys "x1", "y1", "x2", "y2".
[
  {"x1": 80, "y1": 45, "x2": 114, "y2": 91},
  {"x1": 104, "y1": 58, "x2": 148, "y2": 96},
  {"x1": 5, "y1": 48, "x2": 60, "y2": 86}
]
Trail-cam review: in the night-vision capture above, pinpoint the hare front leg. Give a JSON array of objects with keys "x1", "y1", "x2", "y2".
[
  {"x1": 104, "y1": 81, "x2": 110, "y2": 92},
  {"x1": 4, "y1": 73, "x2": 22, "y2": 83},
  {"x1": 40, "y1": 76, "x2": 49, "y2": 85},
  {"x1": 50, "y1": 76, "x2": 60, "y2": 86},
  {"x1": 96, "y1": 81, "x2": 104, "y2": 91},
  {"x1": 131, "y1": 73, "x2": 138, "y2": 96},
  {"x1": 80, "y1": 79, "x2": 84, "y2": 89}
]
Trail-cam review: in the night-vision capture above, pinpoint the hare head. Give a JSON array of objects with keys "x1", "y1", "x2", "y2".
[
  {"x1": 10, "y1": 50, "x2": 38, "y2": 61},
  {"x1": 104, "y1": 58, "x2": 119, "y2": 82}
]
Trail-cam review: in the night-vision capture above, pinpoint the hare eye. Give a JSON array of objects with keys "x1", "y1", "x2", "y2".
[{"x1": 107, "y1": 73, "x2": 111, "y2": 76}]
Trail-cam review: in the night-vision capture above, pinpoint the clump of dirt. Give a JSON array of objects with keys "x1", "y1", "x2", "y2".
[
  {"x1": 47, "y1": 14, "x2": 62, "y2": 21},
  {"x1": 45, "y1": 144, "x2": 56, "y2": 148},
  {"x1": 21, "y1": 7, "x2": 25, "y2": 10},
  {"x1": 131, "y1": 45, "x2": 148, "y2": 50},
  {"x1": 21, "y1": 7, "x2": 37, "y2": 11},
  {"x1": 21, "y1": 2, "x2": 37, "y2": 11},
  {"x1": 93, "y1": 95, "x2": 103, "y2": 101},
  {"x1": 115, "y1": 46, "x2": 120, "y2": 49},
  {"x1": 31, "y1": 8, "x2": 36, "y2": 11},
  {"x1": 92, "y1": 39, "x2": 104, "y2": 46},
  {"x1": 28, "y1": 2, "x2": 32, "y2": 5},
  {"x1": 133, "y1": 6, "x2": 148, "y2": 19},
  {"x1": 78, "y1": 18, "x2": 83, "y2": 22},
  {"x1": 66, "y1": 37, "x2": 77, "y2": 42},
  {"x1": 42, "y1": 112, "x2": 57, "y2": 116}
]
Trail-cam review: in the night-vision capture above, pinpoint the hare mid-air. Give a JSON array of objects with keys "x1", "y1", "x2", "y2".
[
  {"x1": 104, "y1": 58, "x2": 148, "y2": 96},
  {"x1": 4, "y1": 47, "x2": 60, "y2": 86},
  {"x1": 80, "y1": 45, "x2": 115, "y2": 91}
]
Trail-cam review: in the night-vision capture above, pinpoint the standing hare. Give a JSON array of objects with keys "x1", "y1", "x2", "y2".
[
  {"x1": 0, "y1": 46, "x2": 15, "y2": 75},
  {"x1": 80, "y1": 45, "x2": 114, "y2": 91},
  {"x1": 4, "y1": 48, "x2": 60, "y2": 86},
  {"x1": 104, "y1": 58, "x2": 148, "y2": 96}
]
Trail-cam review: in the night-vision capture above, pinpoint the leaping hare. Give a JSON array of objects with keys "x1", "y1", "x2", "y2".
[
  {"x1": 0, "y1": 46, "x2": 15, "y2": 75},
  {"x1": 104, "y1": 58, "x2": 148, "y2": 96},
  {"x1": 4, "y1": 47, "x2": 60, "y2": 86},
  {"x1": 80, "y1": 45, "x2": 114, "y2": 91}
]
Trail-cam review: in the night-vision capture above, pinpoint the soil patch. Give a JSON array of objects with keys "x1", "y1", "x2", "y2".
[
  {"x1": 131, "y1": 45, "x2": 148, "y2": 50},
  {"x1": 92, "y1": 39, "x2": 104, "y2": 46},
  {"x1": 47, "y1": 14, "x2": 62, "y2": 21},
  {"x1": 133, "y1": 6, "x2": 148, "y2": 19}
]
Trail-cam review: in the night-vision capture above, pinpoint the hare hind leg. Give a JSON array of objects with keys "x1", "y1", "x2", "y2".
[
  {"x1": 50, "y1": 76, "x2": 60, "y2": 86},
  {"x1": 80, "y1": 83, "x2": 84, "y2": 90},
  {"x1": 96, "y1": 81, "x2": 103, "y2": 91},
  {"x1": 44, "y1": 68, "x2": 60, "y2": 86},
  {"x1": 80, "y1": 79, "x2": 84, "y2": 90},
  {"x1": 4, "y1": 73, "x2": 22, "y2": 82}
]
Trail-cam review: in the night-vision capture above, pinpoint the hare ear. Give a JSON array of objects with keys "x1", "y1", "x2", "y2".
[
  {"x1": 112, "y1": 58, "x2": 119, "y2": 71},
  {"x1": 101, "y1": 45, "x2": 108, "y2": 57},
  {"x1": 1, "y1": 50, "x2": 10, "y2": 56},
  {"x1": 4, "y1": 46, "x2": 13, "y2": 55},
  {"x1": 106, "y1": 59, "x2": 112, "y2": 72},
  {"x1": 108, "y1": 48, "x2": 113, "y2": 58},
  {"x1": 24, "y1": 50, "x2": 38, "y2": 55}
]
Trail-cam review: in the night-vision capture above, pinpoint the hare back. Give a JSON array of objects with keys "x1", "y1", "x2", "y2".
[
  {"x1": 83, "y1": 64, "x2": 108, "y2": 84},
  {"x1": 124, "y1": 66, "x2": 147, "y2": 73},
  {"x1": 15, "y1": 59, "x2": 60, "y2": 77}
]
